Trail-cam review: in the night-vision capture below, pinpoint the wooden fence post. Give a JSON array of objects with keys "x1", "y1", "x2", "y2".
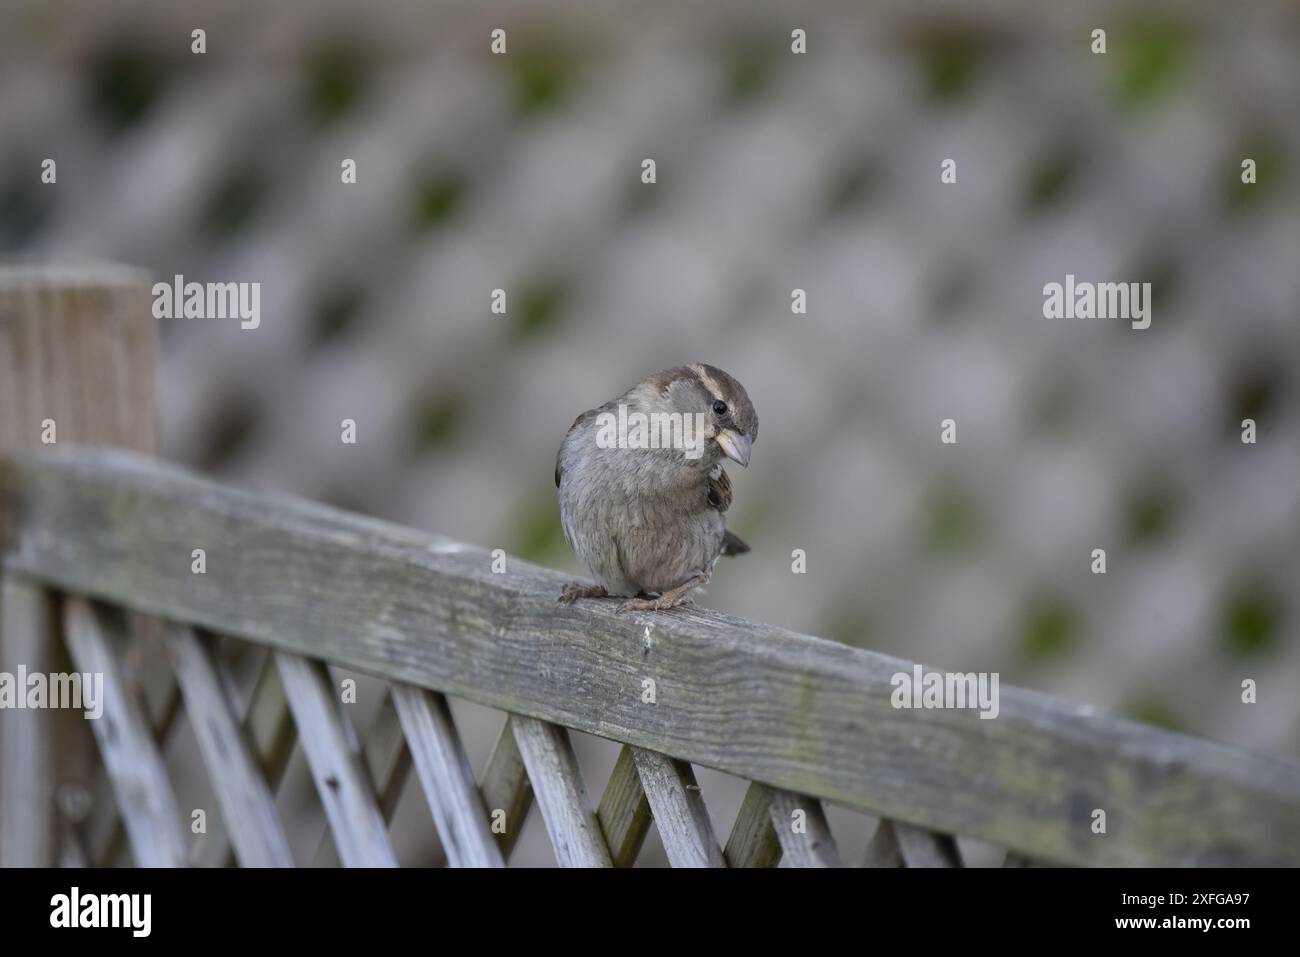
[{"x1": 0, "y1": 263, "x2": 157, "y2": 866}]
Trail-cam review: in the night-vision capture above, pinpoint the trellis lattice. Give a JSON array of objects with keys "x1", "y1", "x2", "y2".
[
  {"x1": 50, "y1": 597, "x2": 963, "y2": 868},
  {"x1": 4, "y1": 446, "x2": 1299, "y2": 869}
]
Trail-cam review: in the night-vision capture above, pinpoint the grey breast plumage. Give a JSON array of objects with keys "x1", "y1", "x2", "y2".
[{"x1": 555, "y1": 406, "x2": 741, "y2": 596}]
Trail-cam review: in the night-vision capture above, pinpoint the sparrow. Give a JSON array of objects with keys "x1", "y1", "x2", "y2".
[{"x1": 555, "y1": 363, "x2": 758, "y2": 612}]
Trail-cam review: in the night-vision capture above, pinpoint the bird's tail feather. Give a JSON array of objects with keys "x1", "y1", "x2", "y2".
[{"x1": 721, "y1": 530, "x2": 750, "y2": 556}]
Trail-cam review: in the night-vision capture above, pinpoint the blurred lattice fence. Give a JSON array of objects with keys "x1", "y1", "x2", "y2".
[{"x1": 1, "y1": 1, "x2": 1297, "y2": 864}]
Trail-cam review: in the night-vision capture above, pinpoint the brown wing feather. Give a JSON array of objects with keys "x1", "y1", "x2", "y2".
[{"x1": 706, "y1": 466, "x2": 733, "y2": 512}]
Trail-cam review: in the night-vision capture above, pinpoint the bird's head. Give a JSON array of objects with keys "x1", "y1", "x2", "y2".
[{"x1": 641, "y1": 363, "x2": 758, "y2": 467}]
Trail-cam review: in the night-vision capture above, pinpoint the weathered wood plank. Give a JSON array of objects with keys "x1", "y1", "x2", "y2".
[
  {"x1": 274, "y1": 653, "x2": 397, "y2": 867},
  {"x1": 724, "y1": 782, "x2": 781, "y2": 868},
  {"x1": 61, "y1": 597, "x2": 187, "y2": 867},
  {"x1": 596, "y1": 745, "x2": 651, "y2": 867},
  {"x1": 241, "y1": 652, "x2": 298, "y2": 785},
  {"x1": 0, "y1": 265, "x2": 158, "y2": 866},
  {"x1": 201, "y1": 649, "x2": 298, "y2": 867},
  {"x1": 864, "y1": 819, "x2": 961, "y2": 868},
  {"x1": 313, "y1": 689, "x2": 411, "y2": 867},
  {"x1": 0, "y1": 577, "x2": 59, "y2": 866},
  {"x1": 6, "y1": 448, "x2": 1300, "y2": 866},
  {"x1": 391, "y1": 684, "x2": 503, "y2": 867},
  {"x1": 632, "y1": 748, "x2": 724, "y2": 868},
  {"x1": 165, "y1": 625, "x2": 293, "y2": 867},
  {"x1": 764, "y1": 787, "x2": 842, "y2": 867},
  {"x1": 479, "y1": 718, "x2": 533, "y2": 860},
  {"x1": 0, "y1": 264, "x2": 158, "y2": 454},
  {"x1": 511, "y1": 716, "x2": 612, "y2": 867},
  {"x1": 362, "y1": 693, "x2": 412, "y2": 823},
  {"x1": 85, "y1": 613, "x2": 182, "y2": 866}
]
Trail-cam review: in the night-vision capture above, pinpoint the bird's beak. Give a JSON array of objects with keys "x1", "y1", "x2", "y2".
[{"x1": 716, "y1": 429, "x2": 752, "y2": 467}]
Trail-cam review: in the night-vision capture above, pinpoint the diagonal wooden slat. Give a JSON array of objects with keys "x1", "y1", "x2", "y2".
[
  {"x1": 164, "y1": 625, "x2": 293, "y2": 867},
  {"x1": 1, "y1": 266, "x2": 157, "y2": 863},
  {"x1": 123, "y1": 614, "x2": 183, "y2": 731},
  {"x1": 894, "y1": 821, "x2": 962, "y2": 867},
  {"x1": 511, "y1": 715, "x2": 612, "y2": 867},
  {"x1": 864, "y1": 819, "x2": 962, "y2": 867},
  {"x1": 724, "y1": 781, "x2": 781, "y2": 868},
  {"x1": 62, "y1": 597, "x2": 188, "y2": 867},
  {"x1": 200, "y1": 649, "x2": 298, "y2": 867},
  {"x1": 391, "y1": 684, "x2": 503, "y2": 867},
  {"x1": 862, "y1": 818, "x2": 904, "y2": 867},
  {"x1": 632, "y1": 748, "x2": 724, "y2": 867},
  {"x1": 0, "y1": 577, "x2": 59, "y2": 866},
  {"x1": 763, "y1": 787, "x2": 842, "y2": 867},
  {"x1": 16, "y1": 448, "x2": 1300, "y2": 867},
  {"x1": 86, "y1": 613, "x2": 183, "y2": 866},
  {"x1": 274, "y1": 653, "x2": 397, "y2": 867},
  {"x1": 241, "y1": 651, "x2": 298, "y2": 784},
  {"x1": 313, "y1": 688, "x2": 412, "y2": 867},
  {"x1": 84, "y1": 769, "x2": 127, "y2": 866},
  {"x1": 360, "y1": 693, "x2": 412, "y2": 822},
  {"x1": 479, "y1": 717, "x2": 533, "y2": 860},
  {"x1": 596, "y1": 745, "x2": 652, "y2": 867}
]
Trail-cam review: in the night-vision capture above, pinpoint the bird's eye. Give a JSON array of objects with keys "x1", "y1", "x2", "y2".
[{"x1": 712, "y1": 400, "x2": 728, "y2": 416}]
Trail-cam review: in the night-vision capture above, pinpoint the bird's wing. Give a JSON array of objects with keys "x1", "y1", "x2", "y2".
[
  {"x1": 708, "y1": 467, "x2": 750, "y2": 556},
  {"x1": 706, "y1": 465, "x2": 733, "y2": 512},
  {"x1": 555, "y1": 410, "x2": 594, "y2": 488}
]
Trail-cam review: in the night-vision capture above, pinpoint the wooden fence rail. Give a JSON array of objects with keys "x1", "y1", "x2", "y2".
[
  {"x1": 3, "y1": 445, "x2": 1299, "y2": 867},
  {"x1": 2, "y1": 262, "x2": 1298, "y2": 868}
]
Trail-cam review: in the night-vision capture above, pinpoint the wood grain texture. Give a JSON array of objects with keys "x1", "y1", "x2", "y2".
[
  {"x1": 0, "y1": 577, "x2": 59, "y2": 866},
  {"x1": 478, "y1": 718, "x2": 533, "y2": 860},
  {"x1": 5, "y1": 448, "x2": 1300, "y2": 866},
  {"x1": 241, "y1": 652, "x2": 298, "y2": 786},
  {"x1": 62, "y1": 597, "x2": 187, "y2": 867},
  {"x1": 313, "y1": 689, "x2": 411, "y2": 867},
  {"x1": 0, "y1": 264, "x2": 157, "y2": 455},
  {"x1": 764, "y1": 787, "x2": 843, "y2": 867},
  {"x1": 511, "y1": 716, "x2": 612, "y2": 867},
  {"x1": 274, "y1": 653, "x2": 397, "y2": 867},
  {"x1": 0, "y1": 265, "x2": 158, "y2": 866},
  {"x1": 631, "y1": 748, "x2": 724, "y2": 867},
  {"x1": 201, "y1": 649, "x2": 298, "y2": 867},
  {"x1": 359, "y1": 692, "x2": 412, "y2": 822},
  {"x1": 85, "y1": 613, "x2": 181, "y2": 866},
  {"x1": 724, "y1": 781, "x2": 781, "y2": 868},
  {"x1": 391, "y1": 684, "x2": 503, "y2": 867},
  {"x1": 165, "y1": 624, "x2": 293, "y2": 867},
  {"x1": 596, "y1": 745, "x2": 651, "y2": 867}
]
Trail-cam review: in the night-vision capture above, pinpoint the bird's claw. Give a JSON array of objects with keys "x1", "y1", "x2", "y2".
[
  {"x1": 620, "y1": 595, "x2": 692, "y2": 612},
  {"x1": 558, "y1": 584, "x2": 607, "y2": 605}
]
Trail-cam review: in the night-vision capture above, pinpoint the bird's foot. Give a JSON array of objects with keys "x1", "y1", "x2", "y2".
[
  {"x1": 620, "y1": 594, "x2": 691, "y2": 612},
  {"x1": 619, "y1": 574, "x2": 709, "y2": 612},
  {"x1": 557, "y1": 583, "x2": 608, "y2": 605}
]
